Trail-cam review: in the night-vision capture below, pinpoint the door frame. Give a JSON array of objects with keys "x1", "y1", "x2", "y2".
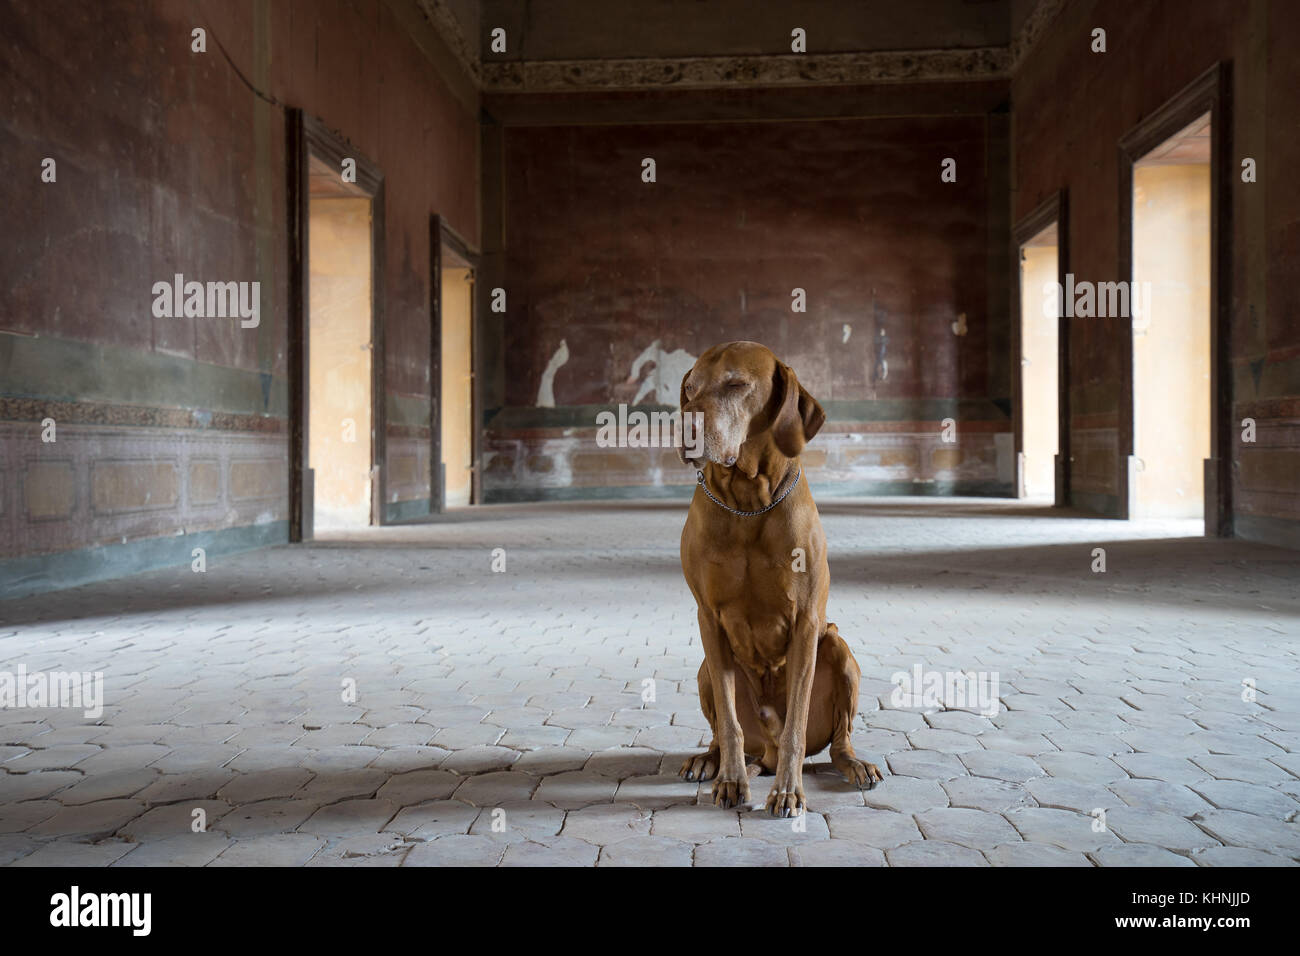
[
  {"x1": 287, "y1": 109, "x2": 386, "y2": 541},
  {"x1": 430, "y1": 215, "x2": 481, "y2": 511},
  {"x1": 1010, "y1": 189, "x2": 1070, "y2": 507},
  {"x1": 1116, "y1": 62, "x2": 1232, "y2": 532}
]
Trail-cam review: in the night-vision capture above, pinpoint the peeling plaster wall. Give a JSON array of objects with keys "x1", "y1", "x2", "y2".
[
  {"x1": 0, "y1": 0, "x2": 479, "y2": 595},
  {"x1": 483, "y1": 103, "x2": 1012, "y2": 501}
]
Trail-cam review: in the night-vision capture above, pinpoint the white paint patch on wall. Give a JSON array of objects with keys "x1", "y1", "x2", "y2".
[
  {"x1": 536, "y1": 339, "x2": 570, "y2": 407},
  {"x1": 629, "y1": 340, "x2": 697, "y2": 405}
]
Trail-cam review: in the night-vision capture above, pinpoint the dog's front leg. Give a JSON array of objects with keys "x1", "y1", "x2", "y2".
[
  {"x1": 767, "y1": 614, "x2": 818, "y2": 817},
  {"x1": 697, "y1": 609, "x2": 749, "y2": 809}
]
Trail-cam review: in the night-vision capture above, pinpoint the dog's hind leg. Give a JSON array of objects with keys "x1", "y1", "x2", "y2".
[{"x1": 822, "y1": 624, "x2": 885, "y2": 790}]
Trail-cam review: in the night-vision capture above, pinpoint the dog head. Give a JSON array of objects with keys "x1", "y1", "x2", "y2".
[{"x1": 678, "y1": 341, "x2": 825, "y2": 470}]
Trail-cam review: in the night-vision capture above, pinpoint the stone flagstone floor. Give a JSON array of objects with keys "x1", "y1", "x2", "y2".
[{"x1": 1, "y1": 497, "x2": 1298, "y2": 866}]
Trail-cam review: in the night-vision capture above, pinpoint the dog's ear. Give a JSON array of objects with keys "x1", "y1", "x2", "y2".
[{"x1": 771, "y1": 361, "x2": 825, "y2": 458}]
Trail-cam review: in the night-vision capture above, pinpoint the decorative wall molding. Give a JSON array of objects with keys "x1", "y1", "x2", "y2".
[
  {"x1": 415, "y1": 0, "x2": 481, "y2": 85},
  {"x1": 481, "y1": 47, "x2": 1010, "y2": 93},
  {"x1": 1011, "y1": 0, "x2": 1070, "y2": 71},
  {"x1": 412, "y1": 0, "x2": 1069, "y2": 94}
]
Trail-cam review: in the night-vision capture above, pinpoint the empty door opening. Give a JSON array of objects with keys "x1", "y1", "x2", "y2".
[
  {"x1": 1130, "y1": 114, "x2": 1211, "y2": 523},
  {"x1": 1019, "y1": 222, "x2": 1060, "y2": 501},
  {"x1": 440, "y1": 253, "x2": 474, "y2": 508},
  {"x1": 289, "y1": 112, "x2": 386, "y2": 542},
  {"x1": 308, "y1": 156, "x2": 373, "y2": 531}
]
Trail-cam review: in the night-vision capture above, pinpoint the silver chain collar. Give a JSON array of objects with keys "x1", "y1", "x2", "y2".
[{"x1": 696, "y1": 464, "x2": 801, "y2": 517}]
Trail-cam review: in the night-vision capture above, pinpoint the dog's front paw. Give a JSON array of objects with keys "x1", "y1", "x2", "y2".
[
  {"x1": 765, "y1": 773, "x2": 806, "y2": 817},
  {"x1": 711, "y1": 776, "x2": 750, "y2": 809}
]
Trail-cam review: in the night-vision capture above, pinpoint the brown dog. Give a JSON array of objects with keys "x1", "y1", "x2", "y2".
[{"x1": 678, "y1": 341, "x2": 884, "y2": 816}]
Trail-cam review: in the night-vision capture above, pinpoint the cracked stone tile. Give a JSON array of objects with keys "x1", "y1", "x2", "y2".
[
  {"x1": 1108, "y1": 779, "x2": 1213, "y2": 816},
  {"x1": 789, "y1": 841, "x2": 886, "y2": 866},
  {"x1": 824, "y1": 808, "x2": 922, "y2": 848},
  {"x1": 613, "y1": 773, "x2": 700, "y2": 810},
  {"x1": 297, "y1": 768, "x2": 386, "y2": 802},
  {"x1": 984, "y1": 843, "x2": 1092, "y2": 866},
  {"x1": 499, "y1": 836, "x2": 598, "y2": 867},
  {"x1": 1090, "y1": 845, "x2": 1197, "y2": 867},
  {"x1": 1189, "y1": 846, "x2": 1297, "y2": 867},
  {"x1": 943, "y1": 777, "x2": 1032, "y2": 812},
  {"x1": 10, "y1": 838, "x2": 136, "y2": 867},
  {"x1": 468, "y1": 800, "x2": 565, "y2": 842},
  {"x1": 454, "y1": 770, "x2": 539, "y2": 807},
  {"x1": 439, "y1": 746, "x2": 519, "y2": 774},
  {"x1": 960, "y1": 750, "x2": 1044, "y2": 783},
  {"x1": 1034, "y1": 752, "x2": 1128, "y2": 783},
  {"x1": 294, "y1": 746, "x2": 384, "y2": 772},
  {"x1": 906, "y1": 728, "x2": 981, "y2": 754},
  {"x1": 113, "y1": 833, "x2": 233, "y2": 866},
  {"x1": 597, "y1": 834, "x2": 694, "y2": 866},
  {"x1": 72, "y1": 744, "x2": 170, "y2": 775},
  {"x1": 694, "y1": 835, "x2": 789, "y2": 866},
  {"x1": 861, "y1": 775, "x2": 948, "y2": 813},
  {"x1": 531, "y1": 770, "x2": 617, "y2": 809},
  {"x1": 367, "y1": 746, "x2": 451, "y2": 773},
  {"x1": 375, "y1": 770, "x2": 461, "y2": 805},
  {"x1": 304, "y1": 834, "x2": 411, "y2": 867},
  {"x1": 3, "y1": 745, "x2": 101, "y2": 772},
  {"x1": 914, "y1": 807, "x2": 1021, "y2": 849},
  {"x1": 431, "y1": 725, "x2": 505, "y2": 749},
  {"x1": 211, "y1": 833, "x2": 325, "y2": 867},
  {"x1": 585, "y1": 748, "x2": 664, "y2": 778},
  {"x1": 512, "y1": 747, "x2": 592, "y2": 775},
  {"x1": 0, "y1": 770, "x2": 81, "y2": 801},
  {"x1": 218, "y1": 769, "x2": 314, "y2": 804},
  {"x1": 359, "y1": 725, "x2": 437, "y2": 749},
  {"x1": 1026, "y1": 778, "x2": 1119, "y2": 813},
  {"x1": 0, "y1": 834, "x2": 40, "y2": 865},
  {"x1": 29, "y1": 799, "x2": 148, "y2": 839},
  {"x1": 300, "y1": 799, "x2": 399, "y2": 836},
  {"x1": 977, "y1": 733, "x2": 1057, "y2": 756},
  {"x1": 739, "y1": 810, "x2": 829, "y2": 843},
  {"x1": 0, "y1": 800, "x2": 59, "y2": 832},
  {"x1": 1104, "y1": 807, "x2": 1221, "y2": 851},
  {"x1": 53, "y1": 769, "x2": 158, "y2": 806},
  {"x1": 886, "y1": 841, "x2": 988, "y2": 866},
  {"x1": 566, "y1": 727, "x2": 640, "y2": 750},
  {"x1": 1113, "y1": 753, "x2": 1213, "y2": 784},
  {"x1": 216, "y1": 799, "x2": 322, "y2": 838},
  {"x1": 498, "y1": 726, "x2": 571, "y2": 750},
  {"x1": 886, "y1": 750, "x2": 967, "y2": 781},
  {"x1": 136, "y1": 769, "x2": 237, "y2": 804},
  {"x1": 1193, "y1": 754, "x2": 1292, "y2": 784},
  {"x1": 118, "y1": 800, "x2": 231, "y2": 840},
  {"x1": 1004, "y1": 807, "x2": 1121, "y2": 852},
  {"x1": 560, "y1": 804, "x2": 651, "y2": 844},
  {"x1": 633, "y1": 724, "x2": 708, "y2": 751},
  {"x1": 651, "y1": 805, "x2": 741, "y2": 842},
  {"x1": 1190, "y1": 809, "x2": 1300, "y2": 855},
  {"x1": 384, "y1": 799, "x2": 480, "y2": 839},
  {"x1": 1190, "y1": 780, "x2": 1299, "y2": 818}
]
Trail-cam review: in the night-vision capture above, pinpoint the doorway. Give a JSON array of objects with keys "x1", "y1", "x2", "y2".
[
  {"x1": 1130, "y1": 115, "x2": 1211, "y2": 521},
  {"x1": 431, "y1": 217, "x2": 480, "y2": 510},
  {"x1": 1012, "y1": 191, "x2": 1069, "y2": 506},
  {"x1": 1118, "y1": 65, "x2": 1230, "y2": 532},
  {"x1": 288, "y1": 112, "x2": 386, "y2": 540}
]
